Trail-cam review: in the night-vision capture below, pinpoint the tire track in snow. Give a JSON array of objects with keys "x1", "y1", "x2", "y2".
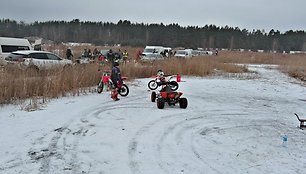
[
  {"x1": 66, "y1": 95, "x2": 150, "y2": 173},
  {"x1": 34, "y1": 93, "x2": 148, "y2": 173},
  {"x1": 27, "y1": 94, "x2": 141, "y2": 173},
  {"x1": 128, "y1": 110, "x2": 271, "y2": 174},
  {"x1": 128, "y1": 112, "x2": 219, "y2": 174},
  {"x1": 189, "y1": 118, "x2": 293, "y2": 173},
  {"x1": 155, "y1": 115, "x2": 230, "y2": 174},
  {"x1": 128, "y1": 112, "x2": 188, "y2": 174},
  {"x1": 50, "y1": 93, "x2": 146, "y2": 173}
]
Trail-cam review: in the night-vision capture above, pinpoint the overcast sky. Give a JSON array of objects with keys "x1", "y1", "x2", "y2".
[{"x1": 0, "y1": 0, "x2": 305, "y2": 33}]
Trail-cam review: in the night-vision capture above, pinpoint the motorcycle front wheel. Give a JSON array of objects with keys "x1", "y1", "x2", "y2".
[
  {"x1": 97, "y1": 81, "x2": 104, "y2": 93},
  {"x1": 148, "y1": 80, "x2": 158, "y2": 90}
]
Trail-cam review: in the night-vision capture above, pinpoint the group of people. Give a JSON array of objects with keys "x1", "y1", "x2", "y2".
[
  {"x1": 65, "y1": 48, "x2": 129, "y2": 63},
  {"x1": 81, "y1": 48, "x2": 100, "y2": 59},
  {"x1": 98, "y1": 49, "x2": 129, "y2": 69}
]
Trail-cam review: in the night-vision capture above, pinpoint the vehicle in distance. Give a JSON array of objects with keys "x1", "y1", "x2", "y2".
[
  {"x1": 142, "y1": 46, "x2": 165, "y2": 56},
  {"x1": 141, "y1": 53, "x2": 164, "y2": 62},
  {"x1": 174, "y1": 49, "x2": 193, "y2": 58},
  {"x1": 5, "y1": 50, "x2": 72, "y2": 70}
]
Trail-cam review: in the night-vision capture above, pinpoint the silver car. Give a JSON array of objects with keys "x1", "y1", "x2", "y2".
[{"x1": 141, "y1": 53, "x2": 164, "y2": 62}]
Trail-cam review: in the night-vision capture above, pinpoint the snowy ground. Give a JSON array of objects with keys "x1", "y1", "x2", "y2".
[{"x1": 1, "y1": 65, "x2": 306, "y2": 174}]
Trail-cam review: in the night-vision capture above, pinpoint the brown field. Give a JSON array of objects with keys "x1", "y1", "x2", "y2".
[{"x1": 1, "y1": 44, "x2": 306, "y2": 105}]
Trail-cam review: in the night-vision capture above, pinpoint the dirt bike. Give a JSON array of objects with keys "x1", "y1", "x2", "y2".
[
  {"x1": 97, "y1": 72, "x2": 129, "y2": 96},
  {"x1": 148, "y1": 75, "x2": 179, "y2": 91}
]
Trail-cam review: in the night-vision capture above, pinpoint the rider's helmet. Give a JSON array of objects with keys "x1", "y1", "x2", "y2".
[{"x1": 157, "y1": 69, "x2": 164, "y2": 77}]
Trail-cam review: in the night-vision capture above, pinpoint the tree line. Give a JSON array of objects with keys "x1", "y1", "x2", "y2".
[{"x1": 1, "y1": 18, "x2": 306, "y2": 52}]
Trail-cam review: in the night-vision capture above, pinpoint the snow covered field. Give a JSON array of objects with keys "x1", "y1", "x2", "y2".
[{"x1": 1, "y1": 65, "x2": 306, "y2": 174}]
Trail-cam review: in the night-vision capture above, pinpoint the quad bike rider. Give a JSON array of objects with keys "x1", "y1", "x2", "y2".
[{"x1": 151, "y1": 78, "x2": 188, "y2": 109}]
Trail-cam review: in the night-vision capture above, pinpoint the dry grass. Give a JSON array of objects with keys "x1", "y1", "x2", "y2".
[
  {"x1": 120, "y1": 56, "x2": 249, "y2": 80},
  {"x1": 0, "y1": 56, "x2": 247, "y2": 105},
  {"x1": 278, "y1": 58, "x2": 306, "y2": 82},
  {"x1": 216, "y1": 51, "x2": 306, "y2": 81},
  {"x1": 2, "y1": 47, "x2": 306, "y2": 105},
  {"x1": 0, "y1": 64, "x2": 100, "y2": 104}
]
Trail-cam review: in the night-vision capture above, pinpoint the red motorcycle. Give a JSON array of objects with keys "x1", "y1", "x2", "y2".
[{"x1": 97, "y1": 71, "x2": 129, "y2": 96}]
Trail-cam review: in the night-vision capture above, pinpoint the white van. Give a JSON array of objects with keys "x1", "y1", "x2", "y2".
[
  {"x1": 0, "y1": 37, "x2": 33, "y2": 60},
  {"x1": 142, "y1": 46, "x2": 165, "y2": 56},
  {"x1": 174, "y1": 49, "x2": 193, "y2": 58}
]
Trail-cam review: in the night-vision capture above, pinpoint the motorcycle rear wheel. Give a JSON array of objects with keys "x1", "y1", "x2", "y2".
[{"x1": 169, "y1": 81, "x2": 179, "y2": 91}]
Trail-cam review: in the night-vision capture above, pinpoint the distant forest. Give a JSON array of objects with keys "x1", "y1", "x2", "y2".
[{"x1": 1, "y1": 19, "x2": 306, "y2": 52}]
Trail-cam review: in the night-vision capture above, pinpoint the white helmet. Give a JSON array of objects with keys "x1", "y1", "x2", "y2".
[{"x1": 157, "y1": 69, "x2": 164, "y2": 76}]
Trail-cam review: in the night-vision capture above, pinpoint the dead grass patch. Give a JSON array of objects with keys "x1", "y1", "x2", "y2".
[{"x1": 2, "y1": 49, "x2": 306, "y2": 105}]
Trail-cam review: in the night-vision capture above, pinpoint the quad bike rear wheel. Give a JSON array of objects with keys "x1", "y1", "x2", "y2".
[{"x1": 179, "y1": 98, "x2": 188, "y2": 109}]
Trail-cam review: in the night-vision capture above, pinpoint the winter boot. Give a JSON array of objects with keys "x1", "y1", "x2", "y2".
[{"x1": 111, "y1": 88, "x2": 119, "y2": 101}]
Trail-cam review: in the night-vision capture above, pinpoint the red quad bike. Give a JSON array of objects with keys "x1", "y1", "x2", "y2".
[
  {"x1": 97, "y1": 72, "x2": 129, "y2": 97},
  {"x1": 151, "y1": 90, "x2": 188, "y2": 109}
]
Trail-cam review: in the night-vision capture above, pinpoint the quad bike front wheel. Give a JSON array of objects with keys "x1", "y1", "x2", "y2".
[
  {"x1": 118, "y1": 84, "x2": 129, "y2": 97},
  {"x1": 157, "y1": 98, "x2": 165, "y2": 109},
  {"x1": 151, "y1": 92, "x2": 156, "y2": 102},
  {"x1": 179, "y1": 98, "x2": 188, "y2": 109},
  {"x1": 148, "y1": 80, "x2": 158, "y2": 90}
]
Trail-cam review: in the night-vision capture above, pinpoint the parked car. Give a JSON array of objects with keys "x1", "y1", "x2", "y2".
[
  {"x1": 141, "y1": 53, "x2": 164, "y2": 62},
  {"x1": 142, "y1": 46, "x2": 165, "y2": 56},
  {"x1": 5, "y1": 50, "x2": 72, "y2": 70},
  {"x1": 100, "y1": 50, "x2": 109, "y2": 57},
  {"x1": 75, "y1": 54, "x2": 91, "y2": 64},
  {"x1": 174, "y1": 49, "x2": 193, "y2": 58}
]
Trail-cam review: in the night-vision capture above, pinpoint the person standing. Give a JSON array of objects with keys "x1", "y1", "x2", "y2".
[
  {"x1": 110, "y1": 62, "x2": 122, "y2": 101},
  {"x1": 66, "y1": 48, "x2": 73, "y2": 60},
  {"x1": 122, "y1": 50, "x2": 129, "y2": 64},
  {"x1": 88, "y1": 49, "x2": 92, "y2": 59},
  {"x1": 82, "y1": 49, "x2": 89, "y2": 57},
  {"x1": 93, "y1": 48, "x2": 99, "y2": 60},
  {"x1": 136, "y1": 50, "x2": 142, "y2": 62},
  {"x1": 107, "y1": 49, "x2": 115, "y2": 67},
  {"x1": 98, "y1": 53, "x2": 106, "y2": 71}
]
